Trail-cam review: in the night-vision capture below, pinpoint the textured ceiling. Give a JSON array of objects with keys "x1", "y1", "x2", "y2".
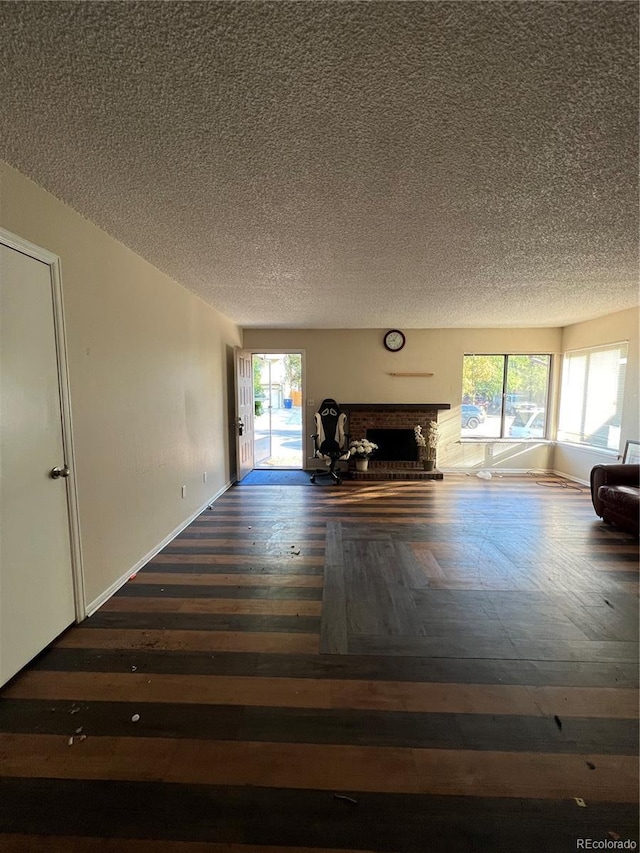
[{"x1": 1, "y1": 1, "x2": 638, "y2": 328}]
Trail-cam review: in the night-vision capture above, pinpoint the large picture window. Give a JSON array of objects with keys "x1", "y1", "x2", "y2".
[
  {"x1": 462, "y1": 354, "x2": 551, "y2": 439},
  {"x1": 557, "y1": 342, "x2": 627, "y2": 450}
]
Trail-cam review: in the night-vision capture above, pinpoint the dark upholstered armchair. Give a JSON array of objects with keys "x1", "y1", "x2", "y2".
[
  {"x1": 590, "y1": 464, "x2": 640, "y2": 535},
  {"x1": 310, "y1": 398, "x2": 350, "y2": 485}
]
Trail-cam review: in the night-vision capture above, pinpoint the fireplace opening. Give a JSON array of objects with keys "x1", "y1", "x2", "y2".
[{"x1": 366, "y1": 428, "x2": 418, "y2": 462}]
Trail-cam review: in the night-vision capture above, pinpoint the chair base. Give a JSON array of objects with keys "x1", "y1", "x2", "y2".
[
  {"x1": 310, "y1": 459, "x2": 344, "y2": 485},
  {"x1": 310, "y1": 467, "x2": 343, "y2": 485}
]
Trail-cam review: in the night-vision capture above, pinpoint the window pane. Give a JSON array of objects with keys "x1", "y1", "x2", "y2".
[
  {"x1": 558, "y1": 343, "x2": 627, "y2": 449},
  {"x1": 462, "y1": 354, "x2": 551, "y2": 439},
  {"x1": 461, "y1": 355, "x2": 504, "y2": 438},
  {"x1": 557, "y1": 353, "x2": 586, "y2": 444},
  {"x1": 505, "y1": 355, "x2": 550, "y2": 439}
]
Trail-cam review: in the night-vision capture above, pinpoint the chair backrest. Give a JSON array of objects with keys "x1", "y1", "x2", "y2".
[{"x1": 315, "y1": 398, "x2": 347, "y2": 456}]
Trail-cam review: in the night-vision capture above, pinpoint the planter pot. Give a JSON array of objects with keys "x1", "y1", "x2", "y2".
[
  {"x1": 422, "y1": 459, "x2": 435, "y2": 471},
  {"x1": 355, "y1": 458, "x2": 369, "y2": 472}
]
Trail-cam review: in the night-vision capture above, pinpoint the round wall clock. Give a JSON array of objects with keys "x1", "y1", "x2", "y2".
[{"x1": 383, "y1": 329, "x2": 406, "y2": 352}]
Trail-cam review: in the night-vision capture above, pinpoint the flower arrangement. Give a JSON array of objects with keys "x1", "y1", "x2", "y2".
[
  {"x1": 349, "y1": 438, "x2": 378, "y2": 459},
  {"x1": 415, "y1": 422, "x2": 439, "y2": 465},
  {"x1": 426, "y1": 421, "x2": 439, "y2": 461}
]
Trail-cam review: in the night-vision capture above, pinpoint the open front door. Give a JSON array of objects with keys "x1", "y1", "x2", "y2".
[{"x1": 234, "y1": 348, "x2": 255, "y2": 482}]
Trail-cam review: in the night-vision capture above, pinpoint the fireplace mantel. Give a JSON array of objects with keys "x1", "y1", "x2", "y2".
[{"x1": 342, "y1": 403, "x2": 451, "y2": 411}]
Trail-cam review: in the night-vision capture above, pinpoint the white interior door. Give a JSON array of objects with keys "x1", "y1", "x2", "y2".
[
  {"x1": 234, "y1": 348, "x2": 254, "y2": 482},
  {"x1": 0, "y1": 242, "x2": 76, "y2": 686}
]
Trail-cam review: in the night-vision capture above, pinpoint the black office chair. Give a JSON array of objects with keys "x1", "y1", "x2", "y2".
[{"x1": 310, "y1": 398, "x2": 350, "y2": 485}]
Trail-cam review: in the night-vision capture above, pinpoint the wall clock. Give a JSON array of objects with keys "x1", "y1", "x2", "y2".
[{"x1": 383, "y1": 329, "x2": 406, "y2": 352}]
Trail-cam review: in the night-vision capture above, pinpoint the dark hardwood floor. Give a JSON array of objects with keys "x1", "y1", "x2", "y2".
[{"x1": 1, "y1": 474, "x2": 638, "y2": 852}]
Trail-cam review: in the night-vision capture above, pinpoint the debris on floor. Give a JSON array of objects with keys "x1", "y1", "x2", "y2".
[
  {"x1": 333, "y1": 793, "x2": 358, "y2": 805},
  {"x1": 131, "y1": 713, "x2": 140, "y2": 723},
  {"x1": 574, "y1": 798, "x2": 586, "y2": 807},
  {"x1": 554, "y1": 715, "x2": 562, "y2": 730},
  {"x1": 586, "y1": 761, "x2": 596, "y2": 770}
]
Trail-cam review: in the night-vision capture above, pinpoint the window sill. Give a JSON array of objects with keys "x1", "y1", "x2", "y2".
[
  {"x1": 555, "y1": 441, "x2": 620, "y2": 458},
  {"x1": 459, "y1": 438, "x2": 554, "y2": 444}
]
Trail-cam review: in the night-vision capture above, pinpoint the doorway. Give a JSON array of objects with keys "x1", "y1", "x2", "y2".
[{"x1": 253, "y1": 353, "x2": 303, "y2": 469}]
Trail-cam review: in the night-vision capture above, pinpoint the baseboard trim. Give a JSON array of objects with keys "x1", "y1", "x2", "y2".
[
  {"x1": 442, "y1": 468, "x2": 589, "y2": 486},
  {"x1": 85, "y1": 480, "x2": 233, "y2": 617},
  {"x1": 551, "y1": 469, "x2": 590, "y2": 486},
  {"x1": 440, "y1": 468, "x2": 554, "y2": 476}
]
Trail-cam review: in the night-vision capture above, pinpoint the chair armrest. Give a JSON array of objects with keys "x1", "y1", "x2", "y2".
[{"x1": 591, "y1": 464, "x2": 640, "y2": 515}]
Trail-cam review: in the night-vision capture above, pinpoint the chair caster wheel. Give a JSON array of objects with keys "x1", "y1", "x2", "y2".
[
  {"x1": 310, "y1": 476, "x2": 316, "y2": 483},
  {"x1": 336, "y1": 478, "x2": 342, "y2": 485}
]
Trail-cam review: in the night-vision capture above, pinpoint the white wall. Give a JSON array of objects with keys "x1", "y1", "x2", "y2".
[
  {"x1": 243, "y1": 327, "x2": 562, "y2": 471},
  {"x1": 553, "y1": 307, "x2": 639, "y2": 483},
  {"x1": 1, "y1": 163, "x2": 242, "y2": 608}
]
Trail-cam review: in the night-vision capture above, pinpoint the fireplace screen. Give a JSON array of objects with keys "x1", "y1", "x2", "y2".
[{"x1": 366, "y1": 428, "x2": 418, "y2": 462}]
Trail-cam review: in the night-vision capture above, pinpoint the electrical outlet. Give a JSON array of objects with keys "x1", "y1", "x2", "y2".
[
  {"x1": 307, "y1": 399, "x2": 315, "y2": 407},
  {"x1": 203, "y1": 471, "x2": 207, "y2": 483},
  {"x1": 181, "y1": 485, "x2": 187, "y2": 498}
]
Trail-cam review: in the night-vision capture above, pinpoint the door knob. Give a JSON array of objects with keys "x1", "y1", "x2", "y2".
[
  {"x1": 51, "y1": 465, "x2": 70, "y2": 479},
  {"x1": 238, "y1": 419, "x2": 245, "y2": 436}
]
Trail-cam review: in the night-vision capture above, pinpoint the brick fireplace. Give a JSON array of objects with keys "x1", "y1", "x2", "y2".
[{"x1": 341, "y1": 403, "x2": 450, "y2": 480}]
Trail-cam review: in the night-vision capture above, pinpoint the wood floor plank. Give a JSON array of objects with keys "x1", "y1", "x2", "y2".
[
  {"x1": 28, "y1": 647, "x2": 640, "y2": 688},
  {"x1": 4, "y1": 778, "x2": 637, "y2": 853},
  {"x1": 0, "y1": 838, "x2": 381, "y2": 853},
  {"x1": 5, "y1": 671, "x2": 638, "y2": 718},
  {"x1": 118, "y1": 584, "x2": 323, "y2": 602},
  {"x1": 5, "y1": 697, "x2": 634, "y2": 754},
  {"x1": 320, "y1": 522, "x2": 347, "y2": 654},
  {"x1": 101, "y1": 598, "x2": 323, "y2": 616},
  {"x1": 132, "y1": 573, "x2": 324, "y2": 587},
  {"x1": 0, "y1": 734, "x2": 636, "y2": 801},
  {"x1": 150, "y1": 554, "x2": 324, "y2": 566},
  {"x1": 85, "y1": 611, "x2": 320, "y2": 634},
  {"x1": 140, "y1": 563, "x2": 325, "y2": 576},
  {"x1": 55, "y1": 629, "x2": 319, "y2": 654}
]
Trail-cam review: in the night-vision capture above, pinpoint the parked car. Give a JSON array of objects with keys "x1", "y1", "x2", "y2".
[
  {"x1": 461, "y1": 404, "x2": 486, "y2": 429},
  {"x1": 509, "y1": 408, "x2": 546, "y2": 438},
  {"x1": 489, "y1": 393, "x2": 537, "y2": 416}
]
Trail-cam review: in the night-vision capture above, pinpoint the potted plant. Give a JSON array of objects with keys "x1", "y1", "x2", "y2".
[
  {"x1": 349, "y1": 438, "x2": 378, "y2": 472},
  {"x1": 415, "y1": 422, "x2": 438, "y2": 470}
]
